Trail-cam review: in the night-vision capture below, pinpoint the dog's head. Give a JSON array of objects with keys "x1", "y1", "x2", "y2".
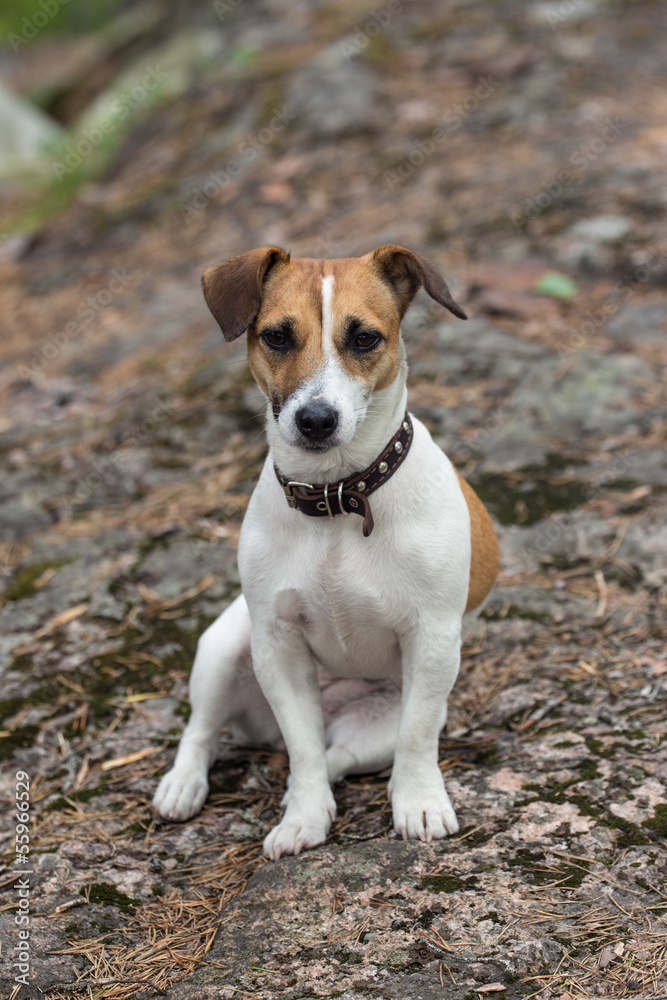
[{"x1": 202, "y1": 245, "x2": 465, "y2": 452}]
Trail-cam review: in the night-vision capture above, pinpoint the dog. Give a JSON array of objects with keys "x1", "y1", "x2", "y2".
[{"x1": 153, "y1": 244, "x2": 499, "y2": 860}]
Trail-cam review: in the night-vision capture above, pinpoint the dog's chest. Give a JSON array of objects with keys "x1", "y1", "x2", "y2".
[
  {"x1": 243, "y1": 519, "x2": 406, "y2": 679},
  {"x1": 296, "y1": 538, "x2": 402, "y2": 678},
  {"x1": 239, "y1": 428, "x2": 470, "y2": 678}
]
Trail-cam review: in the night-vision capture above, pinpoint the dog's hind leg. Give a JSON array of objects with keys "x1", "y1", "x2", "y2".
[
  {"x1": 323, "y1": 682, "x2": 402, "y2": 785},
  {"x1": 153, "y1": 593, "x2": 277, "y2": 821}
]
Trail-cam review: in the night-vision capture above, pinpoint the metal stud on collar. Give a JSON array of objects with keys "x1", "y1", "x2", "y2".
[
  {"x1": 378, "y1": 461, "x2": 388, "y2": 474},
  {"x1": 394, "y1": 441, "x2": 403, "y2": 454}
]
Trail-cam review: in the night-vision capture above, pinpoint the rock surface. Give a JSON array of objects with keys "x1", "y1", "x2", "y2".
[
  {"x1": 0, "y1": 80, "x2": 64, "y2": 177},
  {"x1": 0, "y1": 0, "x2": 665, "y2": 998}
]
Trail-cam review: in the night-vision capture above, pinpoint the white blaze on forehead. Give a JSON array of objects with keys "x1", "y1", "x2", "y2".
[
  {"x1": 276, "y1": 270, "x2": 368, "y2": 449},
  {"x1": 321, "y1": 274, "x2": 335, "y2": 357}
]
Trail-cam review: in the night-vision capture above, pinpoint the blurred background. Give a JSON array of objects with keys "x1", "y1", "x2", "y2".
[
  {"x1": 0, "y1": 2, "x2": 666, "y2": 995},
  {"x1": 2, "y1": 0, "x2": 666, "y2": 597},
  {"x1": 1, "y1": 0, "x2": 666, "y2": 529}
]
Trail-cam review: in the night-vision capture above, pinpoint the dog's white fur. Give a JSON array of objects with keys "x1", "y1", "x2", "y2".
[{"x1": 154, "y1": 254, "x2": 495, "y2": 859}]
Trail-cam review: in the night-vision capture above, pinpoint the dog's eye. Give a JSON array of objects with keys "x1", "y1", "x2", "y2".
[
  {"x1": 262, "y1": 329, "x2": 290, "y2": 349},
  {"x1": 353, "y1": 330, "x2": 381, "y2": 351}
]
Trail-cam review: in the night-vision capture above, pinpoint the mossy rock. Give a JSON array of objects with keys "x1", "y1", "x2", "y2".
[{"x1": 81, "y1": 882, "x2": 139, "y2": 915}]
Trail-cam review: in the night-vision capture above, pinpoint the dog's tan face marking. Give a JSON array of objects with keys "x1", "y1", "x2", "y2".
[
  {"x1": 248, "y1": 254, "x2": 404, "y2": 415},
  {"x1": 202, "y1": 244, "x2": 466, "y2": 451},
  {"x1": 247, "y1": 257, "x2": 326, "y2": 406},
  {"x1": 322, "y1": 256, "x2": 405, "y2": 395}
]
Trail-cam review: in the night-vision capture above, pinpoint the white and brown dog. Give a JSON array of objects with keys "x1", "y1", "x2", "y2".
[{"x1": 153, "y1": 245, "x2": 499, "y2": 859}]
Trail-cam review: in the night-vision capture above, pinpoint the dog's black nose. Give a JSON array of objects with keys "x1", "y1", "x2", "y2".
[{"x1": 295, "y1": 402, "x2": 339, "y2": 441}]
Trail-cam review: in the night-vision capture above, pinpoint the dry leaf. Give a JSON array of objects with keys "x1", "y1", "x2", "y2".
[
  {"x1": 599, "y1": 944, "x2": 618, "y2": 969},
  {"x1": 473, "y1": 985, "x2": 507, "y2": 993},
  {"x1": 124, "y1": 691, "x2": 169, "y2": 703}
]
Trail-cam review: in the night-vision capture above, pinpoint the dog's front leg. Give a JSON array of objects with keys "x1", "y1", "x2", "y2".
[
  {"x1": 389, "y1": 622, "x2": 462, "y2": 841},
  {"x1": 252, "y1": 623, "x2": 336, "y2": 860}
]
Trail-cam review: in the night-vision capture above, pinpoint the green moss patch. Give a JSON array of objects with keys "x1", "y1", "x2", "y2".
[
  {"x1": 506, "y1": 848, "x2": 547, "y2": 882},
  {"x1": 509, "y1": 854, "x2": 589, "y2": 890},
  {"x1": 82, "y1": 882, "x2": 139, "y2": 915},
  {"x1": 42, "y1": 782, "x2": 110, "y2": 814},
  {"x1": 518, "y1": 758, "x2": 601, "y2": 806},
  {"x1": 2, "y1": 558, "x2": 71, "y2": 602},
  {"x1": 568, "y1": 794, "x2": 650, "y2": 847},
  {"x1": 477, "y1": 911, "x2": 505, "y2": 924},
  {"x1": 482, "y1": 604, "x2": 551, "y2": 622},
  {"x1": 0, "y1": 724, "x2": 40, "y2": 762},
  {"x1": 643, "y1": 804, "x2": 667, "y2": 839},
  {"x1": 473, "y1": 744, "x2": 500, "y2": 768},
  {"x1": 470, "y1": 461, "x2": 590, "y2": 526},
  {"x1": 421, "y1": 873, "x2": 479, "y2": 893},
  {"x1": 458, "y1": 824, "x2": 495, "y2": 845},
  {"x1": 81, "y1": 613, "x2": 212, "y2": 719}
]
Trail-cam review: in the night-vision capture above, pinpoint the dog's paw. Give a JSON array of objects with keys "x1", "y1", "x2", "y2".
[
  {"x1": 153, "y1": 767, "x2": 209, "y2": 822},
  {"x1": 263, "y1": 793, "x2": 336, "y2": 860},
  {"x1": 389, "y1": 773, "x2": 459, "y2": 842}
]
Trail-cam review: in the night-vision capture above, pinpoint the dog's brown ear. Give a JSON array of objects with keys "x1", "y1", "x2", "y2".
[
  {"x1": 202, "y1": 246, "x2": 290, "y2": 341},
  {"x1": 371, "y1": 244, "x2": 467, "y2": 320}
]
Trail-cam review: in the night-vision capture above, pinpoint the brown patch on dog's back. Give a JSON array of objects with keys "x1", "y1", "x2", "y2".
[{"x1": 456, "y1": 472, "x2": 500, "y2": 613}]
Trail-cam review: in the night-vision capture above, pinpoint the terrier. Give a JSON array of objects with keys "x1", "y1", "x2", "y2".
[{"x1": 153, "y1": 245, "x2": 499, "y2": 859}]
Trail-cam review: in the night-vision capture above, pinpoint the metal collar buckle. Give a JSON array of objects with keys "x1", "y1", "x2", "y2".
[{"x1": 283, "y1": 480, "x2": 313, "y2": 509}]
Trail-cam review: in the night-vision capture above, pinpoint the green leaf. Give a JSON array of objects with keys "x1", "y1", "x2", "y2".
[
  {"x1": 229, "y1": 44, "x2": 261, "y2": 68},
  {"x1": 533, "y1": 272, "x2": 578, "y2": 299}
]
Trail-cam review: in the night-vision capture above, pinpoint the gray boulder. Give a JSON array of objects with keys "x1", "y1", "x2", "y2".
[{"x1": 0, "y1": 80, "x2": 64, "y2": 178}]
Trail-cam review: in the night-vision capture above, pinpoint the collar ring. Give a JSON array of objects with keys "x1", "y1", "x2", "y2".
[
  {"x1": 323, "y1": 482, "x2": 334, "y2": 518},
  {"x1": 338, "y1": 481, "x2": 349, "y2": 515}
]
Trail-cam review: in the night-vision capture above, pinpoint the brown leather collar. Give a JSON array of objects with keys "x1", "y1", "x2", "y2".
[{"x1": 275, "y1": 412, "x2": 413, "y2": 537}]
